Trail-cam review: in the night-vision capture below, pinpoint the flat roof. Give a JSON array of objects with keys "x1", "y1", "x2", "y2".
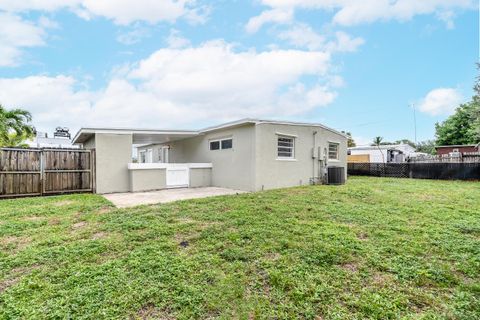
[
  {"x1": 73, "y1": 128, "x2": 199, "y2": 144},
  {"x1": 200, "y1": 118, "x2": 347, "y2": 137},
  {"x1": 73, "y1": 118, "x2": 347, "y2": 144},
  {"x1": 348, "y1": 144, "x2": 415, "y2": 151},
  {"x1": 435, "y1": 144, "x2": 478, "y2": 148}
]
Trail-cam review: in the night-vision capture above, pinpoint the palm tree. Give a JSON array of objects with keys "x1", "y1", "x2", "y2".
[
  {"x1": 0, "y1": 104, "x2": 34, "y2": 147},
  {"x1": 2, "y1": 132, "x2": 32, "y2": 148},
  {"x1": 372, "y1": 136, "x2": 385, "y2": 163}
]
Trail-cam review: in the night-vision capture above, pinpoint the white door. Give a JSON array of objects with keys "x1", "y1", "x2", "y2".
[{"x1": 166, "y1": 166, "x2": 189, "y2": 188}]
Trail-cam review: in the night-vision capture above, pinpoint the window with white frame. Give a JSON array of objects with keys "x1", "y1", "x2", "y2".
[
  {"x1": 328, "y1": 142, "x2": 339, "y2": 160},
  {"x1": 158, "y1": 146, "x2": 169, "y2": 163},
  {"x1": 139, "y1": 150, "x2": 146, "y2": 163},
  {"x1": 277, "y1": 135, "x2": 295, "y2": 159},
  {"x1": 210, "y1": 138, "x2": 233, "y2": 150}
]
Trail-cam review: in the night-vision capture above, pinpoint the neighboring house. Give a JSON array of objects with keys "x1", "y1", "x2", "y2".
[
  {"x1": 435, "y1": 144, "x2": 479, "y2": 156},
  {"x1": 28, "y1": 128, "x2": 78, "y2": 149},
  {"x1": 73, "y1": 119, "x2": 347, "y2": 194},
  {"x1": 348, "y1": 144, "x2": 416, "y2": 163}
]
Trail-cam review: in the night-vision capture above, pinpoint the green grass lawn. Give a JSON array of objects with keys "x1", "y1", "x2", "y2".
[{"x1": 0, "y1": 177, "x2": 479, "y2": 319}]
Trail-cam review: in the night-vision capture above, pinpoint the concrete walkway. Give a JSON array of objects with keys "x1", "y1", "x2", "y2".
[{"x1": 103, "y1": 187, "x2": 246, "y2": 208}]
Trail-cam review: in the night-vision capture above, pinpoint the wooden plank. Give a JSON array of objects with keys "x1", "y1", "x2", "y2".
[
  {"x1": 0, "y1": 173, "x2": 4, "y2": 195},
  {"x1": 91, "y1": 150, "x2": 96, "y2": 193},
  {"x1": 0, "y1": 148, "x2": 95, "y2": 197},
  {"x1": 0, "y1": 193, "x2": 42, "y2": 198},
  {"x1": 43, "y1": 169, "x2": 91, "y2": 173}
]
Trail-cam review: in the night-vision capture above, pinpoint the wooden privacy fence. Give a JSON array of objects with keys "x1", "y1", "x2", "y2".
[
  {"x1": 0, "y1": 148, "x2": 95, "y2": 198},
  {"x1": 348, "y1": 162, "x2": 480, "y2": 180}
]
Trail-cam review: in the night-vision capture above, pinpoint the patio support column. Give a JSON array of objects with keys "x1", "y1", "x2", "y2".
[{"x1": 93, "y1": 133, "x2": 133, "y2": 194}]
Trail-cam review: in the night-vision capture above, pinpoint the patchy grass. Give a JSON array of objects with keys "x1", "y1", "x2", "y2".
[{"x1": 0, "y1": 177, "x2": 479, "y2": 319}]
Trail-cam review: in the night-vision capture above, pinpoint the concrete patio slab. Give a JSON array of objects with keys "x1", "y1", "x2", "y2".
[{"x1": 103, "y1": 187, "x2": 247, "y2": 208}]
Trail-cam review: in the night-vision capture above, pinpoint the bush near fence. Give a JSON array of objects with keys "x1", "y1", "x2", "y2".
[{"x1": 348, "y1": 162, "x2": 480, "y2": 180}]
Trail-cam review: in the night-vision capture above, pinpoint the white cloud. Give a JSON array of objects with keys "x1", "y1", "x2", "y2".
[
  {"x1": 327, "y1": 31, "x2": 365, "y2": 52},
  {"x1": 0, "y1": 75, "x2": 95, "y2": 126},
  {"x1": 117, "y1": 26, "x2": 150, "y2": 45},
  {"x1": 277, "y1": 23, "x2": 325, "y2": 50},
  {"x1": 0, "y1": 13, "x2": 48, "y2": 66},
  {"x1": 249, "y1": 0, "x2": 475, "y2": 31},
  {"x1": 246, "y1": 8, "x2": 293, "y2": 33},
  {"x1": 0, "y1": 0, "x2": 206, "y2": 25},
  {"x1": 278, "y1": 25, "x2": 364, "y2": 52},
  {"x1": 0, "y1": 0, "x2": 79, "y2": 12},
  {"x1": 80, "y1": 0, "x2": 197, "y2": 25},
  {"x1": 0, "y1": 41, "x2": 339, "y2": 132},
  {"x1": 166, "y1": 29, "x2": 191, "y2": 48},
  {"x1": 418, "y1": 88, "x2": 463, "y2": 115}
]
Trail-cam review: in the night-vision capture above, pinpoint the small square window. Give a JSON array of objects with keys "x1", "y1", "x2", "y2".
[
  {"x1": 221, "y1": 139, "x2": 232, "y2": 149},
  {"x1": 277, "y1": 136, "x2": 294, "y2": 158},
  {"x1": 328, "y1": 143, "x2": 339, "y2": 160},
  {"x1": 210, "y1": 141, "x2": 220, "y2": 150}
]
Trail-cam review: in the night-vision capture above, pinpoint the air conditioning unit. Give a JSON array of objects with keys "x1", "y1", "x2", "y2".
[{"x1": 327, "y1": 166, "x2": 345, "y2": 185}]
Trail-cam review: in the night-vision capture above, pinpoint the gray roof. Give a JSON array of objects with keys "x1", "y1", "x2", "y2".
[{"x1": 73, "y1": 118, "x2": 347, "y2": 144}]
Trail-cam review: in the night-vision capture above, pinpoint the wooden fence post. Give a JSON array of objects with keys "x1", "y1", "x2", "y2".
[{"x1": 40, "y1": 150, "x2": 44, "y2": 196}]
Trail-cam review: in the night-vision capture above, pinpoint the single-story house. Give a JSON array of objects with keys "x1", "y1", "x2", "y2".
[
  {"x1": 73, "y1": 119, "x2": 347, "y2": 194},
  {"x1": 348, "y1": 144, "x2": 416, "y2": 163},
  {"x1": 435, "y1": 144, "x2": 479, "y2": 156}
]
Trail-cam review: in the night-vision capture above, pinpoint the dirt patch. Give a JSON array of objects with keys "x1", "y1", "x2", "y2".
[
  {"x1": 49, "y1": 218, "x2": 62, "y2": 225},
  {"x1": 175, "y1": 217, "x2": 197, "y2": 224},
  {"x1": 20, "y1": 216, "x2": 44, "y2": 222},
  {"x1": 341, "y1": 262, "x2": 358, "y2": 273},
  {"x1": 54, "y1": 200, "x2": 75, "y2": 207},
  {"x1": 371, "y1": 272, "x2": 395, "y2": 287},
  {"x1": 135, "y1": 304, "x2": 176, "y2": 320},
  {"x1": 0, "y1": 235, "x2": 32, "y2": 252},
  {"x1": 0, "y1": 264, "x2": 40, "y2": 293},
  {"x1": 357, "y1": 232, "x2": 369, "y2": 240},
  {"x1": 97, "y1": 207, "x2": 112, "y2": 215},
  {"x1": 265, "y1": 252, "x2": 281, "y2": 261},
  {"x1": 0, "y1": 277, "x2": 20, "y2": 293},
  {"x1": 92, "y1": 232, "x2": 107, "y2": 240},
  {"x1": 72, "y1": 221, "x2": 87, "y2": 229}
]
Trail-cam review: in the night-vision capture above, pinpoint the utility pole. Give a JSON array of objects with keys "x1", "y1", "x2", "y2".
[{"x1": 411, "y1": 103, "x2": 417, "y2": 144}]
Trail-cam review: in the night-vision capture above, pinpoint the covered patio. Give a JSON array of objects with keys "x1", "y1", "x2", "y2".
[{"x1": 72, "y1": 128, "x2": 212, "y2": 194}]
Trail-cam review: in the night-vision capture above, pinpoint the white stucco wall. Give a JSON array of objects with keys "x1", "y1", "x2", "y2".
[
  {"x1": 254, "y1": 123, "x2": 347, "y2": 191},
  {"x1": 161, "y1": 124, "x2": 257, "y2": 191},
  {"x1": 85, "y1": 133, "x2": 132, "y2": 194}
]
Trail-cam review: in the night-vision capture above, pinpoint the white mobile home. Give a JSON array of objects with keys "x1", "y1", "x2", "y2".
[
  {"x1": 348, "y1": 144, "x2": 416, "y2": 163},
  {"x1": 73, "y1": 119, "x2": 348, "y2": 194}
]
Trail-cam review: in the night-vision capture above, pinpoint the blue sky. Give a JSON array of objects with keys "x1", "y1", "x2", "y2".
[{"x1": 0, "y1": 0, "x2": 477, "y2": 146}]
